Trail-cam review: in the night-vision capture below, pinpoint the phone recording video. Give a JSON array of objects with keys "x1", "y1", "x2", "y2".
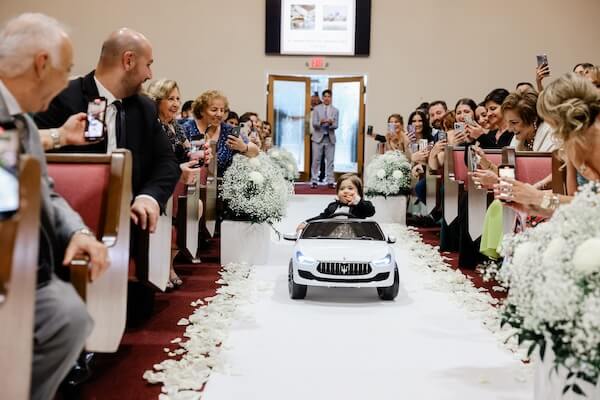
[
  {"x1": 230, "y1": 126, "x2": 241, "y2": 138},
  {"x1": 464, "y1": 115, "x2": 477, "y2": 127},
  {"x1": 188, "y1": 140, "x2": 205, "y2": 169},
  {"x1": 437, "y1": 131, "x2": 447, "y2": 141},
  {"x1": 366, "y1": 125, "x2": 373, "y2": 136},
  {"x1": 467, "y1": 146, "x2": 480, "y2": 172},
  {"x1": 454, "y1": 122, "x2": 465, "y2": 133},
  {"x1": 407, "y1": 124, "x2": 416, "y2": 142},
  {"x1": 0, "y1": 119, "x2": 20, "y2": 220},
  {"x1": 85, "y1": 97, "x2": 107, "y2": 141},
  {"x1": 536, "y1": 54, "x2": 550, "y2": 77},
  {"x1": 498, "y1": 166, "x2": 515, "y2": 202}
]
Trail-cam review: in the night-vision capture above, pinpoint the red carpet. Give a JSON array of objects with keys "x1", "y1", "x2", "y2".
[
  {"x1": 72, "y1": 224, "x2": 501, "y2": 399},
  {"x1": 73, "y1": 241, "x2": 222, "y2": 400}
]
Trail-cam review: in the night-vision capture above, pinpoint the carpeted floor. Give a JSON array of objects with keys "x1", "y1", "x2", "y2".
[
  {"x1": 68, "y1": 241, "x2": 222, "y2": 400},
  {"x1": 71, "y1": 221, "x2": 503, "y2": 399},
  {"x1": 294, "y1": 182, "x2": 336, "y2": 195}
]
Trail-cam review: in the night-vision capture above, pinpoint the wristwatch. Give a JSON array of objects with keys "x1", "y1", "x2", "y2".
[
  {"x1": 49, "y1": 128, "x2": 61, "y2": 149},
  {"x1": 540, "y1": 194, "x2": 560, "y2": 210}
]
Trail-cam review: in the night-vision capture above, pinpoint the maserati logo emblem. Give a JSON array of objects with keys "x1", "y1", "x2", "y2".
[{"x1": 340, "y1": 264, "x2": 349, "y2": 274}]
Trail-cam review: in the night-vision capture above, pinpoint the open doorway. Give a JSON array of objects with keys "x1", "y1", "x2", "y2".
[{"x1": 266, "y1": 74, "x2": 366, "y2": 182}]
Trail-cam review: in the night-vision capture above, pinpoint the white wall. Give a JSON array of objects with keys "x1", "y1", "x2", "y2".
[{"x1": 2, "y1": 0, "x2": 599, "y2": 162}]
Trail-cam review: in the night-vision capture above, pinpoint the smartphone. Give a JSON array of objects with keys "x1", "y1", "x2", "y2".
[
  {"x1": 454, "y1": 122, "x2": 465, "y2": 133},
  {"x1": 230, "y1": 126, "x2": 241, "y2": 138},
  {"x1": 366, "y1": 125, "x2": 373, "y2": 136},
  {"x1": 409, "y1": 143, "x2": 419, "y2": 153},
  {"x1": 0, "y1": 119, "x2": 20, "y2": 219},
  {"x1": 498, "y1": 166, "x2": 515, "y2": 202},
  {"x1": 188, "y1": 141, "x2": 205, "y2": 169},
  {"x1": 407, "y1": 124, "x2": 416, "y2": 138},
  {"x1": 437, "y1": 131, "x2": 447, "y2": 141},
  {"x1": 467, "y1": 146, "x2": 479, "y2": 172},
  {"x1": 84, "y1": 97, "x2": 107, "y2": 141},
  {"x1": 464, "y1": 115, "x2": 477, "y2": 127},
  {"x1": 536, "y1": 54, "x2": 550, "y2": 76},
  {"x1": 418, "y1": 138, "x2": 428, "y2": 151}
]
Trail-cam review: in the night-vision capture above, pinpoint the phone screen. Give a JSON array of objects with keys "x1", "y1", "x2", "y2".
[
  {"x1": 438, "y1": 131, "x2": 447, "y2": 141},
  {"x1": 536, "y1": 54, "x2": 550, "y2": 76},
  {"x1": 85, "y1": 97, "x2": 107, "y2": 141},
  {"x1": 498, "y1": 166, "x2": 515, "y2": 179},
  {"x1": 464, "y1": 115, "x2": 476, "y2": 127},
  {"x1": 0, "y1": 120, "x2": 20, "y2": 219},
  {"x1": 467, "y1": 146, "x2": 478, "y2": 172}
]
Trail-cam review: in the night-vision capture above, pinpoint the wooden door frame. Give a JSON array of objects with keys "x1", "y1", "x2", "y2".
[
  {"x1": 267, "y1": 75, "x2": 312, "y2": 181},
  {"x1": 328, "y1": 76, "x2": 366, "y2": 180}
]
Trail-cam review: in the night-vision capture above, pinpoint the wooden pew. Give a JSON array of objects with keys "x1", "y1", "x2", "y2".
[
  {"x1": 443, "y1": 145, "x2": 466, "y2": 225},
  {"x1": 200, "y1": 140, "x2": 218, "y2": 237},
  {"x1": 174, "y1": 179, "x2": 201, "y2": 263},
  {"x1": 466, "y1": 149, "x2": 502, "y2": 240},
  {"x1": 425, "y1": 166, "x2": 442, "y2": 214},
  {"x1": 0, "y1": 156, "x2": 41, "y2": 400},
  {"x1": 46, "y1": 150, "x2": 132, "y2": 352}
]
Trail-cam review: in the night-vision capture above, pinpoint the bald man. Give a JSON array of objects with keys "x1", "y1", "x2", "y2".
[{"x1": 35, "y1": 28, "x2": 180, "y2": 266}]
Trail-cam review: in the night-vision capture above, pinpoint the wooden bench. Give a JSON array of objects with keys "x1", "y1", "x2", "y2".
[
  {"x1": 0, "y1": 156, "x2": 41, "y2": 400},
  {"x1": 443, "y1": 145, "x2": 466, "y2": 225},
  {"x1": 199, "y1": 140, "x2": 218, "y2": 238},
  {"x1": 46, "y1": 150, "x2": 132, "y2": 352}
]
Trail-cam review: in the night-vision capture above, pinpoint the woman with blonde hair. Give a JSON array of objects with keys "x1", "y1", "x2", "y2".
[{"x1": 385, "y1": 113, "x2": 410, "y2": 153}]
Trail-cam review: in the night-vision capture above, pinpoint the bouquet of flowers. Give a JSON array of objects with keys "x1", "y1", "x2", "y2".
[
  {"x1": 221, "y1": 154, "x2": 292, "y2": 224},
  {"x1": 364, "y1": 150, "x2": 411, "y2": 197},
  {"x1": 267, "y1": 148, "x2": 298, "y2": 181},
  {"x1": 499, "y1": 183, "x2": 600, "y2": 396}
]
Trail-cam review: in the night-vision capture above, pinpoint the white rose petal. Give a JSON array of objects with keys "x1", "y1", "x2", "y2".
[{"x1": 573, "y1": 238, "x2": 600, "y2": 275}]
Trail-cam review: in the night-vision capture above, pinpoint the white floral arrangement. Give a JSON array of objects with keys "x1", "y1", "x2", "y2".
[
  {"x1": 364, "y1": 150, "x2": 412, "y2": 197},
  {"x1": 221, "y1": 153, "x2": 291, "y2": 224},
  {"x1": 498, "y1": 183, "x2": 600, "y2": 396},
  {"x1": 267, "y1": 147, "x2": 299, "y2": 181}
]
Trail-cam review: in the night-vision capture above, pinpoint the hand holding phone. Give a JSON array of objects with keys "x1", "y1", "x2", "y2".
[
  {"x1": 407, "y1": 124, "x2": 417, "y2": 142},
  {"x1": 85, "y1": 97, "x2": 107, "y2": 141},
  {"x1": 536, "y1": 54, "x2": 550, "y2": 77}
]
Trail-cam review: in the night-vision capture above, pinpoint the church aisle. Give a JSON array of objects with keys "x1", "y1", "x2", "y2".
[{"x1": 202, "y1": 235, "x2": 532, "y2": 400}]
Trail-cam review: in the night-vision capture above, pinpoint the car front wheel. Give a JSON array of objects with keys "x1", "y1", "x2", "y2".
[
  {"x1": 377, "y1": 266, "x2": 399, "y2": 301},
  {"x1": 288, "y1": 259, "x2": 307, "y2": 299}
]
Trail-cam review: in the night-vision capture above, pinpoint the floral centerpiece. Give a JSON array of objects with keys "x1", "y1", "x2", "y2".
[
  {"x1": 221, "y1": 153, "x2": 291, "y2": 224},
  {"x1": 267, "y1": 148, "x2": 299, "y2": 181},
  {"x1": 499, "y1": 183, "x2": 600, "y2": 396},
  {"x1": 364, "y1": 150, "x2": 411, "y2": 197}
]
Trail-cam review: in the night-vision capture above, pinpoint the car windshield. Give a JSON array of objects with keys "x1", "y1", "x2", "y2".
[{"x1": 300, "y1": 221, "x2": 385, "y2": 241}]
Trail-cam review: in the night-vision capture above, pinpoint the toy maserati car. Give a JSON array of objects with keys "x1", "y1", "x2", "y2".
[{"x1": 287, "y1": 213, "x2": 399, "y2": 300}]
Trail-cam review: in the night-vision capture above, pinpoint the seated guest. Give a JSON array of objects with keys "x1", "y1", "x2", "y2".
[
  {"x1": 179, "y1": 100, "x2": 193, "y2": 120},
  {"x1": 478, "y1": 88, "x2": 514, "y2": 148},
  {"x1": 407, "y1": 110, "x2": 433, "y2": 164},
  {"x1": 499, "y1": 73, "x2": 600, "y2": 217},
  {"x1": 35, "y1": 27, "x2": 181, "y2": 237},
  {"x1": 261, "y1": 120, "x2": 273, "y2": 151},
  {"x1": 0, "y1": 13, "x2": 109, "y2": 400},
  {"x1": 145, "y1": 78, "x2": 212, "y2": 289},
  {"x1": 225, "y1": 110, "x2": 239, "y2": 126},
  {"x1": 385, "y1": 113, "x2": 410, "y2": 153},
  {"x1": 573, "y1": 62, "x2": 595, "y2": 77},
  {"x1": 182, "y1": 90, "x2": 259, "y2": 177},
  {"x1": 516, "y1": 82, "x2": 536, "y2": 94}
]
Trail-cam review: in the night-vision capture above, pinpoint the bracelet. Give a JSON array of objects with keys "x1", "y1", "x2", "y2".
[{"x1": 49, "y1": 128, "x2": 61, "y2": 149}]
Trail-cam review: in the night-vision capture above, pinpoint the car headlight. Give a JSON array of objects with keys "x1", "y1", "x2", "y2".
[
  {"x1": 372, "y1": 254, "x2": 392, "y2": 267},
  {"x1": 295, "y1": 251, "x2": 318, "y2": 267}
]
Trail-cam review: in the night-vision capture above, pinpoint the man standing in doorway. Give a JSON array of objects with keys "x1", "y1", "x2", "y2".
[{"x1": 311, "y1": 89, "x2": 338, "y2": 188}]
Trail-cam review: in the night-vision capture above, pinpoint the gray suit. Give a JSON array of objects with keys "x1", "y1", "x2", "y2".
[
  {"x1": 0, "y1": 88, "x2": 93, "y2": 400},
  {"x1": 311, "y1": 103, "x2": 339, "y2": 184}
]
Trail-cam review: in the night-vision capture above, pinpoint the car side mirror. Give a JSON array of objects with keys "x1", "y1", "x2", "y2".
[
  {"x1": 387, "y1": 236, "x2": 397, "y2": 244},
  {"x1": 283, "y1": 233, "x2": 298, "y2": 241}
]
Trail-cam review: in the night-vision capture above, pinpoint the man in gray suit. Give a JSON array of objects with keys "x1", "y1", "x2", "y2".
[
  {"x1": 0, "y1": 13, "x2": 109, "y2": 400},
  {"x1": 311, "y1": 89, "x2": 339, "y2": 188}
]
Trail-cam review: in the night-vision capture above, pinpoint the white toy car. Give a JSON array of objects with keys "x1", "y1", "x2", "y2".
[{"x1": 288, "y1": 214, "x2": 399, "y2": 300}]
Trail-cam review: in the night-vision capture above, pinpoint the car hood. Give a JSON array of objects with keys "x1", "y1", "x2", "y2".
[{"x1": 296, "y1": 239, "x2": 391, "y2": 262}]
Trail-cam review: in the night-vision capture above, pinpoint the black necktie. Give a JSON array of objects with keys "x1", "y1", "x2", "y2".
[{"x1": 113, "y1": 100, "x2": 126, "y2": 148}]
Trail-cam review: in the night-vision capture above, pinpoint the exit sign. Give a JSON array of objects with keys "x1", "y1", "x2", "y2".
[{"x1": 307, "y1": 57, "x2": 327, "y2": 70}]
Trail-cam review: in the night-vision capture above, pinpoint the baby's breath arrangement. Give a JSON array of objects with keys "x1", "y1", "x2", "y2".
[
  {"x1": 267, "y1": 148, "x2": 298, "y2": 181},
  {"x1": 364, "y1": 151, "x2": 411, "y2": 197},
  {"x1": 221, "y1": 153, "x2": 291, "y2": 224},
  {"x1": 499, "y1": 183, "x2": 600, "y2": 396}
]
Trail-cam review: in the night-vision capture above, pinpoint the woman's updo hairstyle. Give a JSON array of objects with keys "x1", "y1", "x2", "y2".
[{"x1": 538, "y1": 73, "x2": 600, "y2": 144}]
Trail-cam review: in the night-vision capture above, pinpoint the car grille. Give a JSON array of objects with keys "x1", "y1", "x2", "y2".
[{"x1": 317, "y1": 261, "x2": 372, "y2": 276}]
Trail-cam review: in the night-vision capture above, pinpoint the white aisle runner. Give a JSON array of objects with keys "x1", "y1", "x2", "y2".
[{"x1": 203, "y1": 248, "x2": 533, "y2": 399}]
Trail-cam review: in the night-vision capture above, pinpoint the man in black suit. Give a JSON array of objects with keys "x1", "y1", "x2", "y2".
[{"x1": 35, "y1": 28, "x2": 180, "y2": 233}]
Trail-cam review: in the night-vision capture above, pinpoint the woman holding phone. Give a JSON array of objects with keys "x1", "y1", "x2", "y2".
[
  {"x1": 384, "y1": 113, "x2": 410, "y2": 153},
  {"x1": 182, "y1": 90, "x2": 259, "y2": 177}
]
